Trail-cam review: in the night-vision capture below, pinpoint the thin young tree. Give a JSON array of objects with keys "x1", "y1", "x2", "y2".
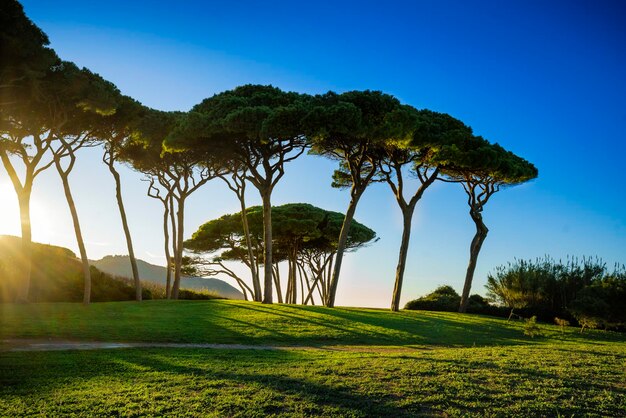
[
  {"x1": 49, "y1": 63, "x2": 118, "y2": 305},
  {"x1": 437, "y1": 136, "x2": 538, "y2": 312},
  {"x1": 97, "y1": 96, "x2": 145, "y2": 301}
]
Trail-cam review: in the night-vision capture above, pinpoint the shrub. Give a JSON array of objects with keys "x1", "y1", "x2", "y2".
[
  {"x1": 524, "y1": 315, "x2": 542, "y2": 338},
  {"x1": 405, "y1": 285, "x2": 461, "y2": 311},
  {"x1": 178, "y1": 288, "x2": 222, "y2": 300}
]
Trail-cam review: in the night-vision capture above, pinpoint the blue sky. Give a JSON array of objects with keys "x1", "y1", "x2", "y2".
[{"x1": 2, "y1": 0, "x2": 625, "y2": 307}]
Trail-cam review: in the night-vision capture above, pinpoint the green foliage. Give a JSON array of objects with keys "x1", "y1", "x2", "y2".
[
  {"x1": 177, "y1": 288, "x2": 221, "y2": 300},
  {"x1": 569, "y1": 274, "x2": 626, "y2": 331},
  {"x1": 524, "y1": 315, "x2": 542, "y2": 338},
  {"x1": 404, "y1": 285, "x2": 462, "y2": 311},
  {"x1": 184, "y1": 203, "x2": 377, "y2": 263},
  {"x1": 0, "y1": 0, "x2": 59, "y2": 106},
  {"x1": 486, "y1": 256, "x2": 625, "y2": 327},
  {"x1": 436, "y1": 135, "x2": 538, "y2": 185}
]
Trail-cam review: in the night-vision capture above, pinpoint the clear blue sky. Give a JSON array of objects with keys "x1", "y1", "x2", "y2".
[{"x1": 2, "y1": 0, "x2": 625, "y2": 307}]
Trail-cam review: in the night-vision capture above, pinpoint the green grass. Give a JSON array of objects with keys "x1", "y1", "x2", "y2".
[
  {"x1": 1, "y1": 299, "x2": 624, "y2": 347},
  {"x1": 1, "y1": 300, "x2": 625, "y2": 417}
]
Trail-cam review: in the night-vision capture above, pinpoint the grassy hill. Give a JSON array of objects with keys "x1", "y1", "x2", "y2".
[
  {"x1": 91, "y1": 255, "x2": 245, "y2": 300},
  {"x1": 0, "y1": 236, "x2": 147, "y2": 302},
  {"x1": 1, "y1": 300, "x2": 625, "y2": 416}
]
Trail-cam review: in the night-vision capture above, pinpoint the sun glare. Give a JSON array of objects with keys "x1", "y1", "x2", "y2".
[{"x1": 0, "y1": 181, "x2": 55, "y2": 243}]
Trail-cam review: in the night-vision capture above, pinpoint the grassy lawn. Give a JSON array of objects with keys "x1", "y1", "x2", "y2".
[
  {"x1": 1, "y1": 299, "x2": 624, "y2": 347},
  {"x1": 1, "y1": 300, "x2": 625, "y2": 416}
]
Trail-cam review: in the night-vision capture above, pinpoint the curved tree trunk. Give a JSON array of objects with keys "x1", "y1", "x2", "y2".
[
  {"x1": 168, "y1": 195, "x2": 178, "y2": 299},
  {"x1": 261, "y1": 190, "x2": 273, "y2": 304},
  {"x1": 326, "y1": 187, "x2": 363, "y2": 307},
  {"x1": 55, "y1": 164, "x2": 92, "y2": 305},
  {"x1": 459, "y1": 212, "x2": 489, "y2": 313},
  {"x1": 162, "y1": 195, "x2": 172, "y2": 299},
  {"x1": 390, "y1": 205, "x2": 416, "y2": 312},
  {"x1": 106, "y1": 156, "x2": 141, "y2": 301},
  {"x1": 171, "y1": 197, "x2": 185, "y2": 300}
]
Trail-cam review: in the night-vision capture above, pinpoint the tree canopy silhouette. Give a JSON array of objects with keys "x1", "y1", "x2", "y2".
[
  {"x1": 305, "y1": 90, "x2": 415, "y2": 307},
  {"x1": 436, "y1": 135, "x2": 538, "y2": 312},
  {"x1": 184, "y1": 203, "x2": 377, "y2": 305},
  {"x1": 166, "y1": 84, "x2": 312, "y2": 303}
]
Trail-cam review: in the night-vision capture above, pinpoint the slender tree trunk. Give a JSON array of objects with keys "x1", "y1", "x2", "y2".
[
  {"x1": 390, "y1": 205, "x2": 416, "y2": 312},
  {"x1": 289, "y1": 254, "x2": 297, "y2": 304},
  {"x1": 459, "y1": 212, "x2": 489, "y2": 313},
  {"x1": 56, "y1": 167, "x2": 92, "y2": 305},
  {"x1": 327, "y1": 187, "x2": 364, "y2": 307},
  {"x1": 238, "y1": 197, "x2": 261, "y2": 301},
  {"x1": 168, "y1": 196, "x2": 178, "y2": 298},
  {"x1": 16, "y1": 191, "x2": 32, "y2": 302},
  {"x1": 106, "y1": 156, "x2": 141, "y2": 301},
  {"x1": 172, "y1": 197, "x2": 185, "y2": 300},
  {"x1": 261, "y1": 190, "x2": 273, "y2": 303},
  {"x1": 162, "y1": 198, "x2": 172, "y2": 299},
  {"x1": 273, "y1": 262, "x2": 283, "y2": 303}
]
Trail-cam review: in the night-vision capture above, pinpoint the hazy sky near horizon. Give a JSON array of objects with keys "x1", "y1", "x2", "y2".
[{"x1": 2, "y1": 0, "x2": 625, "y2": 307}]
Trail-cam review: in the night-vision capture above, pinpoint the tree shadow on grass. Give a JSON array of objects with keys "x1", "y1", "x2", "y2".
[{"x1": 0, "y1": 349, "x2": 435, "y2": 417}]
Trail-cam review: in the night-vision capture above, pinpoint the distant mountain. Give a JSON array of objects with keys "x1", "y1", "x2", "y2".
[{"x1": 90, "y1": 255, "x2": 245, "y2": 300}]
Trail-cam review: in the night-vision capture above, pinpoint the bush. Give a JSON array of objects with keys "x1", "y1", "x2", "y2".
[
  {"x1": 404, "y1": 285, "x2": 461, "y2": 311},
  {"x1": 485, "y1": 256, "x2": 625, "y2": 326},
  {"x1": 524, "y1": 316, "x2": 542, "y2": 338},
  {"x1": 178, "y1": 288, "x2": 221, "y2": 300}
]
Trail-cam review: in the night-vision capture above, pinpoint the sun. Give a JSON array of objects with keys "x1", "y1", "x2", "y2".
[{"x1": 0, "y1": 180, "x2": 55, "y2": 243}]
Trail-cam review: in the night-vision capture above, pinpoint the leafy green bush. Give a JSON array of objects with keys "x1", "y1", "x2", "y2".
[
  {"x1": 405, "y1": 286, "x2": 461, "y2": 311},
  {"x1": 485, "y1": 256, "x2": 624, "y2": 324},
  {"x1": 570, "y1": 274, "x2": 626, "y2": 331}
]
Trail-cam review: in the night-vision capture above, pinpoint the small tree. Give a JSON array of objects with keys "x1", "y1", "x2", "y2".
[
  {"x1": 523, "y1": 316, "x2": 541, "y2": 338},
  {"x1": 96, "y1": 95, "x2": 146, "y2": 301},
  {"x1": 48, "y1": 63, "x2": 118, "y2": 305}
]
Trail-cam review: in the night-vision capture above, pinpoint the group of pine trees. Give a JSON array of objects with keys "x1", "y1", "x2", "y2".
[{"x1": 1, "y1": 1, "x2": 537, "y2": 310}]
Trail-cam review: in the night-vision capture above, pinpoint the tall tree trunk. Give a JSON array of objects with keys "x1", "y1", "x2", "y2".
[
  {"x1": 390, "y1": 205, "x2": 416, "y2": 312},
  {"x1": 162, "y1": 197, "x2": 172, "y2": 299},
  {"x1": 56, "y1": 167, "x2": 91, "y2": 305},
  {"x1": 238, "y1": 195, "x2": 261, "y2": 301},
  {"x1": 172, "y1": 197, "x2": 185, "y2": 300},
  {"x1": 16, "y1": 191, "x2": 32, "y2": 302},
  {"x1": 459, "y1": 212, "x2": 489, "y2": 313},
  {"x1": 168, "y1": 196, "x2": 178, "y2": 299},
  {"x1": 261, "y1": 190, "x2": 273, "y2": 304},
  {"x1": 326, "y1": 187, "x2": 363, "y2": 307},
  {"x1": 273, "y1": 262, "x2": 283, "y2": 303},
  {"x1": 106, "y1": 156, "x2": 141, "y2": 301}
]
